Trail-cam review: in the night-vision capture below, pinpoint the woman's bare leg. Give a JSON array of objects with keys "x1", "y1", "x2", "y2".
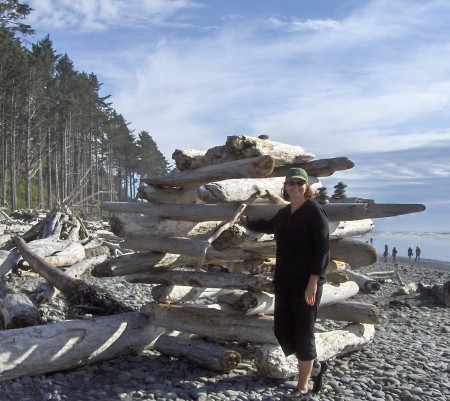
[{"x1": 297, "y1": 359, "x2": 314, "y2": 393}]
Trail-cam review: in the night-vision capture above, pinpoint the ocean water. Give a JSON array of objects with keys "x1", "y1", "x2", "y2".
[{"x1": 354, "y1": 231, "x2": 450, "y2": 263}]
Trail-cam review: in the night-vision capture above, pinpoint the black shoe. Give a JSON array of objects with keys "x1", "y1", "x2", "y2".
[{"x1": 312, "y1": 360, "x2": 328, "y2": 393}]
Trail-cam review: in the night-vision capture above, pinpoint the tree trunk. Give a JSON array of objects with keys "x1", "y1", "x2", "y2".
[
  {"x1": 253, "y1": 323, "x2": 375, "y2": 379},
  {"x1": 154, "y1": 334, "x2": 241, "y2": 372},
  {"x1": 0, "y1": 312, "x2": 166, "y2": 382},
  {"x1": 151, "y1": 285, "x2": 236, "y2": 304},
  {"x1": 318, "y1": 301, "x2": 381, "y2": 324}
]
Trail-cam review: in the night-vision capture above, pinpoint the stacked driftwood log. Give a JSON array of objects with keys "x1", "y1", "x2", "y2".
[{"x1": 98, "y1": 135, "x2": 426, "y2": 378}]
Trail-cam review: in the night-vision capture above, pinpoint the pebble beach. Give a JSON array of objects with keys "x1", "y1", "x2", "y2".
[{"x1": 0, "y1": 256, "x2": 449, "y2": 401}]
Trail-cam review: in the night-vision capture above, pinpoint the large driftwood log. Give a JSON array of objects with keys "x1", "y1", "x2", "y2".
[
  {"x1": 271, "y1": 157, "x2": 354, "y2": 177},
  {"x1": 151, "y1": 285, "x2": 235, "y2": 304},
  {"x1": 137, "y1": 183, "x2": 200, "y2": 204},
  {"x1": 0, "y1": 249, "x2": 21, "y2": 277},
  {"x1": 0, "y1": 293, "x2": 42, "y2": 329},
  {"x1": 154, "y1": 334, "x2": 241, "y2": 372},
  {"x1": 172, "y1": 135, "x2": 314, "y2": 171},
  {"x1": 109, "y1": 215, "x2": 221, "y2": 239},
  {"x1": 101, "y1": 201, "x2": 426, "y2": 223},
  {"x1": 254, "y1": 323, "x2": 375, "y2": 379},
  {"x1": 196, "y1": 176, "x2": 320, "y2": 203},
  {"x1": 141, "y1": 303, "x2": 278, "y2": 344},
  {"x1": 13, "y1": 236, "x2": 132, "y2": 315},
  {"x1": 329, "y1": 219, "x2": 374, "y2": 240},
  {"x1": 142, "y1": 155, "x2": 276, "y2": 187},
  {"x1": 120, "y1": 234, "x2": 376, "y2": 268},
  {"x1": 344, "y1": 269, "x2": 381, "y2": 292},
  {"x1": 127, "y1": 270, "x2": 274, "y2": 293},
  {"x1": 318, "y1": 301, "x2": 381, "y2": 324},
  {"x1": 233, "y1": 281, "x2": 360, "y2": 316},
  {"x1": 0, "y1": 312, "x2": 166, "y2": 382}
]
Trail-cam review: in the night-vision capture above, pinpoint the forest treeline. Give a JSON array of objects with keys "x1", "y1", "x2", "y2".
[{"x1": 0, "y1": 0, "x2": 170, "y2": 214}]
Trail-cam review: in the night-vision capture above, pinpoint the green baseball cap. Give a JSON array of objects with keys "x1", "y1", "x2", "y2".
[{"x1": 285, "y1": 167, "x2": 308, "y2": 182}]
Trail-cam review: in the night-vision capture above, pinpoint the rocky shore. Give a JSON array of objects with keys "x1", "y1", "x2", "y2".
[{"x1": 0, "y1": 256, "x2": 449, "y2": 401}]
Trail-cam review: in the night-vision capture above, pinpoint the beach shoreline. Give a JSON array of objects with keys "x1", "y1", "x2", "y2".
[{"x1": 0, "y1": 257, "x2": 449, "y2": 401}]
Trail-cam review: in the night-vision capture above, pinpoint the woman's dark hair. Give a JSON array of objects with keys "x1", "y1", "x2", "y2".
[{"x1": 282, "y1": 183, "x2": 315, "y2": 201}]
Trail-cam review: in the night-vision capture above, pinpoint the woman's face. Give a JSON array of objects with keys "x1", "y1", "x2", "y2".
[{"x1": 284, "y1": 179, "x2": 307, "y2": 200}]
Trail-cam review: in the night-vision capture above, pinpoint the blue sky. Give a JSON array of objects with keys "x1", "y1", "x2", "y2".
[{"x1": 23, "y1": 0, "x2": 450, "y2": 232}]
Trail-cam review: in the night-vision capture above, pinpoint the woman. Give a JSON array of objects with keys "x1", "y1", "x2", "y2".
[{"x1": 240, "y1": 167, "x2": 330, "y2": 400}]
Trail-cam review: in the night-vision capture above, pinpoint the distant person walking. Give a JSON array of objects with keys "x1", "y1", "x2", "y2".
[
  {"x1": 383, "y1": 245, "x2": 388, "y2": 262},
  {"x1": 392, "y1": 247, "x2": 398, "y2": 264},
  {"x1": 408, "y1": 247, "x2": 413, "y2": 263},
  {"x1": 415, "y1": 246, "x2": 421, "y2": 262},
  {"x1": 370, "y1": 238, "x2": 373, "y2": 244}
]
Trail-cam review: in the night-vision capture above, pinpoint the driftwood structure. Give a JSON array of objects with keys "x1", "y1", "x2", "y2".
[
  {"x1": 0, "y1": 135, "x2": 426, "y2": 381},
  {"x1": 98, "y1": 135, "x2": 425, "y2": 378}
]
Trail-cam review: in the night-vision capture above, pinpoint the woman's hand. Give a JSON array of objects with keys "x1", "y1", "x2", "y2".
[{"x1": 305, "y1": 275, "x2": 319, "y2": 306}]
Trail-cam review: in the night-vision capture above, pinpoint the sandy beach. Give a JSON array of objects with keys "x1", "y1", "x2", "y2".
[{"x1": 0, "y1": 256, "x2": 449, "y2": 401}]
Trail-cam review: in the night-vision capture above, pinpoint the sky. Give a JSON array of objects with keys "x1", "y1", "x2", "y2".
[{"x1": 22, "y1": 0, "x2": 450, "y2": 233}]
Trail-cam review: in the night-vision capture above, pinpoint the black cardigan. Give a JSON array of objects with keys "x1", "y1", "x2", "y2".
[{"x1": 247, "y1": 199, "x2": 330, "y2": 285}]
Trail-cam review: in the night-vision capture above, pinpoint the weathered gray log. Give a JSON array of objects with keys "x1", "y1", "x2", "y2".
[
  {"x1": 0, "y1": 249, "x2": 21, "y2": 277},
  {"x1": 43, "y1": 241, "x2": 86, "y2": 267},
  {"x1": 151, "y1": 285, "x2": 236, "y2": 304},
  {"x1": 127, "y1": 270, "x2": 274, "y2": 293},
  {"x1": 119, "y1": 235, "x2": 376, "y2": 268},
  {"x1": 254, "y1": 323, "x2": 375, "y2": 379},
  {"x1": 196, "y1": 176, "x2": 320, "y2": 203},
  {"x1": 34, "y1": 254, "x2": 109, "y2": 305},
  {"x1": 109, "y1": 215, "x2": 221, "y2": 239},
  {"x1": 0, "y1": 312, "x2": 166, "y2": 382},
  {"x1": 154, "y1": 334, "x2": 241, "y2": 372},
  {"x1": 0, "y1": 293, "x2": 42, "y2": 329},
  {"x1": 271, "y1": 157, "x2": 354, "y2": 177},
  {"x1": 233, "y1": 281, "x2": 360, "y2": 316},
  {"x1": 318, "y1": 301, "x2": 381, "y2": 324},
  {"x1": 141, "y1": 302, "x2": 278, "y2": 344},
  {"x1": 101, "y1": 201, "x2": 426, "y2": 223},
  {"x1": 137, "y1": 183, "x2": 200, "y2": 204},
  {"x1": 172, "y1": 135, "x2": 314, "y2": 171},
  {"x1": 329, "y1": 219, "x2": 374, "y2": 240},
  {"x1": 142, "y1": 155, "x2": 276, "y2": 187},
  {"x1": 344, "y1": 269, "x2": 381, "y2": 292},
  {"x1": 13, "y1": 236, "x2": 132, "y2": 315}
]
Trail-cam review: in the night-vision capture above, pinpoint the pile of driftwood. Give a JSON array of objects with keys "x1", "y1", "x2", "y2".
[
  {"x1": 0, "y1": 135, "x2": 427, "y2": 382},
  {"x1": 98, "y1": 135, "x2": 425, "y2": 378}
]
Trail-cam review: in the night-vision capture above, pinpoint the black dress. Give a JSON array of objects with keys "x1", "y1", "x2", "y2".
[{"x1": 247, "y1": 199, "x2": 330, "y2": 360}]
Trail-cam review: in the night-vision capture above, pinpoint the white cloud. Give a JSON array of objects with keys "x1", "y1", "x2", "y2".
[{"x1": 26, "y1": 0, "x2": 203, "y2": 31}]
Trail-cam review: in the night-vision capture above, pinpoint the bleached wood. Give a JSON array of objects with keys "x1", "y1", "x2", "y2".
[
  {"x1": 0, "y1": 293, "x2": 42, "y2": 329},
  {"x1": 232, "y1": 281, "x2": 360, "y2": 316},
  {"x1": 154, "y1": 334, "x2": 241, "y2": 372},
  {"x1": 196, "y1": 176, "x2": 320, "y2": 204},
  {"x1": 109, "y1": 215, "x2": 222, "y2": 238},
  {"x1": 254, "y1": 323, "x2": 375, "y2": 379},
  {"x1": 119, "y1": 235, "x2": 376, "y2": 268},
  {"x1": 318, "y1": 301, "x2": 381, "y2": 324},
  {"x1": 0, "y1": 312, "x2": 166, "y2": 382},
  {"x1": 137, "y1": 183, "x2": 200, "y2": 204},
  {"x1": 126, "y1": 270, "x2": 274, "y2": 293},
  {"x1": 344, "y1": 269, "x2": 381, "y2": 292},
  {"x1": 172, "y1": 135, "x2": 314, "y2": 171},
  {"x1": 329, "y1": 219, "x2": 374, "y2": 240},
  {"x1": 101, "y1": 201, "x2": 426, "y2": 222},
  {"x1": 0, "y1": 249, "x2": 21, "y2": 277},
  {"x1": 44, "y1": 242, "x2": 86, "y2": 267},
  {"x1": 151, "y1": 285, "x2": 235, "y2": 304},
  {"x1": 140, "y1": 302, "x2": 278, "y2": 344},
  {"x1": 271, "y1": 157, "x2": 354, "y2": 177},
  {"x1": 142, "y1": 155, "x2": 275, "y2": 187}
]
